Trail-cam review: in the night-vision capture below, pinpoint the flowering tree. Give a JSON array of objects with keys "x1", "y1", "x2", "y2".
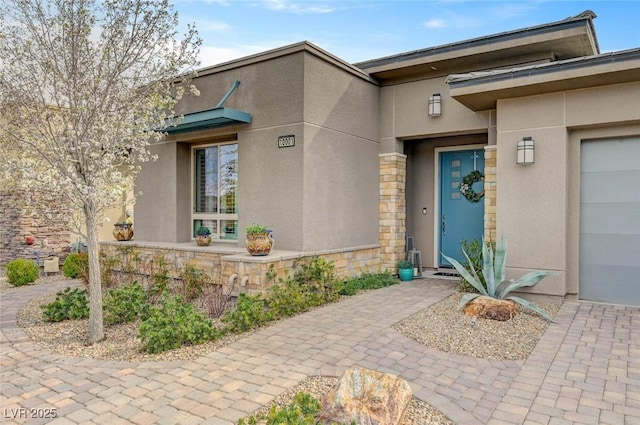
[{"x1": 0, "y1": 0, "x2": 201, "y2": 344}]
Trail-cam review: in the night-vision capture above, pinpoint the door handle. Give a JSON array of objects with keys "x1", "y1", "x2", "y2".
[{"x1": 442, "y1": 214, "x2": 446, "y2": 236}]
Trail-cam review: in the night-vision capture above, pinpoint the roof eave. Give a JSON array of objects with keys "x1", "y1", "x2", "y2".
[
  {"x1": 448, "y1": 49, "x2": 640, "y2": 111},
  {"x1": 355, "y1": 10, "x2": 599, "y2": 79}
]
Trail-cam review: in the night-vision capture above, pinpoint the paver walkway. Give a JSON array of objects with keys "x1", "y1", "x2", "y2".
[{"x1": 1, "y1": 279, "x2": 638, "y2": 425}]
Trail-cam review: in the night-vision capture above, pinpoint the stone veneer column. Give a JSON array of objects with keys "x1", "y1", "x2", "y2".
[
  {"x1": 484, "y1": 146, "x2": 497, "y2": 241},
  {"x1": 379, "y1": 153, "x2": 406, "y2": 271}
]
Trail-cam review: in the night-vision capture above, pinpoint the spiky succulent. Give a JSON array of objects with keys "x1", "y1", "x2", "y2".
[{"x1": 442, "y1": 238, "x2": 554, "y2": 321}]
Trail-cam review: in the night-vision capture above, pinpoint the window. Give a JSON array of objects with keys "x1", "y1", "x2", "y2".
[{"x1": 192, "y1": 143, "x2": 238, "y2": 241}]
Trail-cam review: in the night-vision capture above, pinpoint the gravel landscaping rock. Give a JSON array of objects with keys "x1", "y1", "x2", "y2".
[{"x1": 393, "y1": 292, "x2": 559, "y2": 361}]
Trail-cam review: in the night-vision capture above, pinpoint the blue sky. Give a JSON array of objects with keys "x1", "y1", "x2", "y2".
[{"x1": 173, "y1": 1, "x2": 640, "y2": 67}]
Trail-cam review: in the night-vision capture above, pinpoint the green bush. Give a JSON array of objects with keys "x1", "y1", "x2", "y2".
[
  {"x1": 103, "y1": 281, "x2": 150, "y2": 325},
  {"x1": 41, "y1": 287, "x2": 89, "y2": 322},
  {"x1": 6, "y1": 259, "x2": 39, "y2": 286},
  {"x1": 266, "y1": 280, "x2": 310, "y2": 320},
  {"x1": 138, "y1": 294, "x2": 220, "y2": 354},
  {"x1": 340, "y1": 271, "x2": 398, "y2": 296},
  {"x1": 238, "y1": 392, "x2": 321, "y2": 425},
  {"x1": 222, "y1": 293, "x2": 269, "y2": 333},
  {"x1": 291, "y1": 256, "x2": 342, "y2": 304},
  {"x1": 178, "y1": 264, "x2": 208, "y2": 301},
  {"x1": 62, "y1": 253, "x2": 87, "y2": 279}
]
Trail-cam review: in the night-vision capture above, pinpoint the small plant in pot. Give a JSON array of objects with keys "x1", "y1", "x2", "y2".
[
  {"x1": 397, "y1": 260, "x2": 413, "y2": 282},
  {"x1": 245, "y1": 223, "x2": 273, "y2": 256},
  {"x1": 195, "y1": 226, "x2": 212, "y2": 246}
]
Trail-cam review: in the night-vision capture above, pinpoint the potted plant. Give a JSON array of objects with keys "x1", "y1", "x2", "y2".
[
  {"x1": 112, "y1": 221, "x2": 134, "y2": 241},
  {"x1": 245, "y1": 223, "x2": 273, "y2": 256},
  {"x1": 195, "y1": 226, "x2": 212, "y2": 246},
  {"x1": 397, "y1": 260, "x2": 413, "y2": 282}
]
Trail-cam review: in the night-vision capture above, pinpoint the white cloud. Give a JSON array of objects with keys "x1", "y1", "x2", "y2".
[
  {"x1": 423, "y1": 19, "x2": 446, "y2": 29},
  {"x1": 198, "y1": 41, "x2": 290, "y2": 66},
  {"x1": 262, "y1": 0, "x2": 333, "y2": 14},
  {"x1": 199, "y1": 19, "x2": 231, "y2": 32},
  {"x1": 422, "y1": 13, "x2": 484, "y2": 30}
]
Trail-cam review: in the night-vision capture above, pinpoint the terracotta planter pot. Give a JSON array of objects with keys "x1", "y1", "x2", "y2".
[
  {"x1": 195, "y1": 235, "x2": 212, "y2": 246},
  {"x1": 245, "y1": 232, "x2": 273, "y2": 256},
  {"x1": 25, "y1": 236, "x2": 35, "y2": 245},
  {"x1": 113, "y1": 224, "x2": 134, "y2": 241}
]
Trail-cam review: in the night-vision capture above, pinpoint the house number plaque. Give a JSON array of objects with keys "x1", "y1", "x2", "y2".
[{"x1": 278, "y1": 135, "x2": 295, "y2": 148}]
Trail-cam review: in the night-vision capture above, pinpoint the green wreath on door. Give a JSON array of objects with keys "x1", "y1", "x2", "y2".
[{"x1": 459, "y1": 170, "x2": 485, "y2": 202}]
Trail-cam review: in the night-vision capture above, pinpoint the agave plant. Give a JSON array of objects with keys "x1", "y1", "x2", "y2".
[{"x1": 442, "y1": 238, "x2": 554, "y2": 321}]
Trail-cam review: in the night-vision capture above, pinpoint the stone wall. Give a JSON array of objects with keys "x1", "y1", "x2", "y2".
[
  {"x1": 101, "y1": 242, "x2": 381, "y2": 296},
  {"x1": 0, "y1": 191, "x2": 70, "y2": 267},
  {"x1": 484, "y1": 146, "x2": 497, "y2": 241},
  {"x1": 379, "y1": 153, "x2": 407, "y2": 271}
]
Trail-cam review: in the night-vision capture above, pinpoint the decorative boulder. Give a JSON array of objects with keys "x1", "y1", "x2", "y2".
[
  {"x1": 462, "y1": 295, "x2": 517, "y2": 321},
  {"x1": 320, "y1": 367, "x2": 412, "y2": 425}
]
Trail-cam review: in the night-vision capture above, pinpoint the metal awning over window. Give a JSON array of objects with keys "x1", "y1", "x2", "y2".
[
  {"x1": 165, "y1": 107, "x2": 251, "y2": 134},
  {"x1": 165, "y1": 80, "x2": 251, "y2": 134}
]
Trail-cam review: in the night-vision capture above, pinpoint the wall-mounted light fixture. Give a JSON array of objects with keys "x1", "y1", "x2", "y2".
[
  {"x1": 517, "y1": 137, "x2": 535, "y2": 164},
  {"x1": 428, "y1": 93, "x2": 442, "y2": 117}
]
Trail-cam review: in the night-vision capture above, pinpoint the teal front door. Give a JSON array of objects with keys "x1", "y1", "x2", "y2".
[{"x1": 439, "y1": 149, "x2": 485, "y2": 266}]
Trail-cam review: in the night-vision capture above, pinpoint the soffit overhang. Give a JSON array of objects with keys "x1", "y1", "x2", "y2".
[
  {"x1": 447, "y1": 49, "x2": 640, "y2": 111},
  {"x1": 356, "y1": 11, "x2": 598, "y2": 83}
]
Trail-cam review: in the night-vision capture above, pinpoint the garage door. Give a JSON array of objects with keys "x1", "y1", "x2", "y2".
[{"x1": 580, "y1": 136, "x2": 640, "y2": 305}]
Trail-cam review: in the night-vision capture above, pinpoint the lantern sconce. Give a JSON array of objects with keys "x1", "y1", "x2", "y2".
[
  {"x1": 428, "y1": 93, "x2": 442, "y2": 117},
  {"x1": 517, "y1": 137, "x2": 535, "y2": 164}
]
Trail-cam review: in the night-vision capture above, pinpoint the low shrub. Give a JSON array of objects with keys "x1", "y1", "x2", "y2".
[
  {"x1": 178, "y1": 264, "x2": 208, "y2": 301},
  {"x1": 238, "y1": 392, "x2": 321, "y2": 425},
  {"x1": 222, "y1": 293, "x2": 269, "y2": 333},
  {"x1": 6, "y1": 259, "x2": 39, "y2": 286},
  {"x1": 291, "y1": 256, "x2": 342, "y2": 304},
  {"x1": 340, "y1": 271, "x2": 398, "y2": 295},
  {"x1": 138, "y1": 294, "x2": 220, "y2": 354},
  {"x1": 199, "y1": 283, "x2": 234, "y2": 319},
  {"x1": 266, "y1": 280, "x2": 310, "y2": 320},
  {"x1": 62, "y1": 253, "x2": 86, "y2": 279},
  {"x1": 41, "y1": 287, "x2": 89, "y2": 322},
  {"x1": 103, "y1": 281, "x2": 149, "y2": 325}
]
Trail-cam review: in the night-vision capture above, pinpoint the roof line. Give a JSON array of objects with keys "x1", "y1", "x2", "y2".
[
  {"x1": 355, "y1": 10, "x2": 598, "y2": 69},
  {"x1": 446, "y1": 47, "x2": 640, "y2": 86},
  {"x1": 195, "y1": 41, "x2": 377, "y2": 84}
]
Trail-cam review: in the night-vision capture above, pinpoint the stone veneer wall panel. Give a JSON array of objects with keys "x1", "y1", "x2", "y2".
[
  {"x1": 101, "y1": 243, "x2": 381, "y2": 296},
  {"x1": 0, "y1": 191, "x2": 70, "y2": 267},
  {"x1": 379, "y1": 153, "x2": 407, "y2": 271},
  {"x1": 484, "y1": 146, "x2": 497, "y2": 241}
]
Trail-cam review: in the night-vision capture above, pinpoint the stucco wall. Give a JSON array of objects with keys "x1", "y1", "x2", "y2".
[
  {"x1": 176, "y1": 52, "x2": 305, "y2": 128},
  {"x1": 239, "y1": 123, "x2": 305, "y2": 251},
  {"x1": 496, "y1": 81, "x2": 640, "y2": 298},
  {"x1": 379, "y1": 78, "x2": 491, "y2": 154},
  {"x1": 135, "y1": 141, "x2": 179, "y2": 242},
  {"x1": 136, "y1": 47, "x2": 379, "y2": 253},
  {"x1": 301, "y1": 54, "x2": 379, "y2": 251}
]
